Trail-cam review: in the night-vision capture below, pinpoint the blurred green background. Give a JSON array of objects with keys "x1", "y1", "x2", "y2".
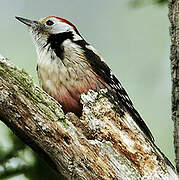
[{"x1": 0, "y1": 0, "x2": 172, "y2": 179}]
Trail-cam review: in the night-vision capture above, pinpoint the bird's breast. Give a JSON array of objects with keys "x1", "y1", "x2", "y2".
[{"x1": 37, "y1": 48, "x2": 107, "y2": 115}]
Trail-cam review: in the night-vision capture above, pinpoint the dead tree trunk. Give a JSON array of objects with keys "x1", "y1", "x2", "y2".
[
  {"x1": 169, "y1": 0, "x2": 179, "y2": 175},
  {"x1": 0, "y1": 55, "x2": 177, "y2": 179}
]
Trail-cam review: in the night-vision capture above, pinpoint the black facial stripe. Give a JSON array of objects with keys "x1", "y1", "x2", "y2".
[{"x1": 47, "y1": 31, "x2": 74, "y2": 59}]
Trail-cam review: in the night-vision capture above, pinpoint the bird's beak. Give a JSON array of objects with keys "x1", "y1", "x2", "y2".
[{"x1": 15, "y1": 16, "x2": 38, "y2": 27}]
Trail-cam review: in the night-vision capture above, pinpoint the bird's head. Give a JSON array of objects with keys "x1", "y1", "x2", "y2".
[{"x1": 16, "y1": 16, "x2": 82, "y2": 54}]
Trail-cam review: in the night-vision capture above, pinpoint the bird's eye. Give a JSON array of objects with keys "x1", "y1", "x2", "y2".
[{"x1": 46, "y1": 20, "x2": 54, "y2": 26}]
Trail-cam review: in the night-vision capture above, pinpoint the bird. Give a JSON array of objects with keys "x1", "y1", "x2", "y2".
[{"x1": 15, "y1": 16, "x2": 154, "y2": 142}]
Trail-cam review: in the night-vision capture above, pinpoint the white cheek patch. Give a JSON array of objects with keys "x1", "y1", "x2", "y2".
[
  {"x1": 51, "y1": 22, "x2": 71, "y2": 34},
  {"x1": 50, "y1": 21, "x2": 82, "y2": 41}
]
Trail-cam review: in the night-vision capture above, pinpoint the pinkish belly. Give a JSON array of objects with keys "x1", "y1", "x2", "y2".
[{"x1": 43, "y1": 77, "x2": 106, "y2": 116}]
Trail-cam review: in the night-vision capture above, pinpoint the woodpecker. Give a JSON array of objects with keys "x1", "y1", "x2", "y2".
[{"x1": 16, "y1": 16, "x2": 154, "y2": 142}]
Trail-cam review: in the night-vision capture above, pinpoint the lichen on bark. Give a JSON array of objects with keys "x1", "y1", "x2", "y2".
[{"x1": 0, "y1": 55, "x2": 178, "y2": 179}]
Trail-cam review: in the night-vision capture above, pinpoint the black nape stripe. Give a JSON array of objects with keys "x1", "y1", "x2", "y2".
[{"x1": 47, "y1": 31, "x2": 74, "y2": 59}]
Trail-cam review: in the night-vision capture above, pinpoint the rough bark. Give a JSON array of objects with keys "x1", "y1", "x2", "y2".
[
  {"x1": 0, "y1": 55, "x2": 177, "y2": 179},
  {"x1": 169, "y1": 0, "x2": 179, "y2": 174}
]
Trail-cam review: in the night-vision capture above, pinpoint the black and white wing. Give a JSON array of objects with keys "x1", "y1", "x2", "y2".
[{"x1": 75, "y1": 40, "x2": 154, "y2": 142}]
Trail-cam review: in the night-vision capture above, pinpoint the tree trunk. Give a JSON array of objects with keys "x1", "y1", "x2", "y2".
[
  {"x1": 169, "y1": 0, "x2": 179, "y2": 175},
  {"x1": 0, "y1": 55, "x2": 177, "y2": 179}
]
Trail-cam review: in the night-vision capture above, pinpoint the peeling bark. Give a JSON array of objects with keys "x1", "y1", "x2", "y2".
[
  {"x1": 169, "y1": 0, "x2": 179, "y2": 175},
  {"x1": 0, "y1": 55, "x2": 178, "y2": 179}
]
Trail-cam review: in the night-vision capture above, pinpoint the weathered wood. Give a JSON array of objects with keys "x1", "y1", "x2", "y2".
[
  {"x1": 0, "y1": 55, "x2": 177, "y2": 179},
  {"x1": 169, "y1": 0, "x2": 179, "y2": 175}
]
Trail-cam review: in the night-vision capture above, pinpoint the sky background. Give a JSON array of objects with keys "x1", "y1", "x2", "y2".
[{"x1": 0, "y1": 0, "x2": 172, "y2": 179}]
